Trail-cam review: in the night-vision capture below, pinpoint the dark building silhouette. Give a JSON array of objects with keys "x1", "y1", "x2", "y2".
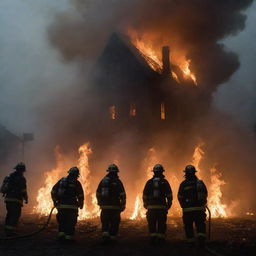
[{"x1": 0, "y1": 124, "x2": 21, "y2": 167}]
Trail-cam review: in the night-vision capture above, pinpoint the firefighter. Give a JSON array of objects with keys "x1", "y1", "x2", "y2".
[
  {"x1": 96, "y1": 164, "x2": 126, "y2": 243},
  {"x1": 143, "y1": 164, "x2": 172, "y2": 244},
  {"x1": 178, "y1": 165, "x2": 208, "y2": 249},
  {"x1": 0, "y1": 162, "x2": 28, "y2": 236},
  {"x1": 51, "y1": 167, "x2": 84, "y2": 242}
]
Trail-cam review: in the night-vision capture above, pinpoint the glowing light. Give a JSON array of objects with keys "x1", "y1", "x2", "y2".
[
  {"x1": 109, "y1": 106, "x2": 116, "y2": 120},
  {"x1": 130, "y1": 103, "x2": 136, "y2": 117},
  {"x1": 33, "y1": 146, "x2": 63, "y2": 216},
  {"x1": 128, "y1": 31, "x2": 198, "y2": 85},
  {"x1": 208, "y1": 168, "x2": 227, "y2": 218},
  {"x1": 34, "y1": 143, "x2": 100, "y2": 219},
  {"x1": 182, "y1": 59, "x2": 197, "y2": 85},
  {"x1": 130, "y1": 148, "x2": 158, "y2": 220},
  {"x1": 161, "y1": 102, "x2": 166, "y2": 120},
  {"x1": 171, "y1": 71, "x2": 180, "y2": 83},
  {"x1": 191, "y1": 143, "x2": 227, "y2": 218},
  {"x1": 78, "y1": 143, "x2": 100, "y2": 219},
  {"x1": 130, "y1": 194, "x2": 146, "y2": 220}
]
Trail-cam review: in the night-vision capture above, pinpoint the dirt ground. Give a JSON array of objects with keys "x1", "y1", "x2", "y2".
[{"x1": 0, "y1": 215, "x2": 255, "y2": 256}]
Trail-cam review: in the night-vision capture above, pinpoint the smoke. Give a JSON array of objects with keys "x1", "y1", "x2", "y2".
[
  {"x1": 49, "y1": 0, "x2": 253, "y2": 93},
  {"x1": 1, "y1": 0, "x2": 255, "y2": 214},
  {"x1": 214, "y1": 0, "x2": 256, "y2": 130}
]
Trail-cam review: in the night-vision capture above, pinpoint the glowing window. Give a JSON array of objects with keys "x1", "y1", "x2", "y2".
[
  {"x1": 161, "y1": 103, "x2": 165, "y2": 120},
  {"x1": 109, "y1": 106, "x2": 116, "y2": 120},
  {"x1": 130, "y1": 103, "x2": 136, "y2": 117}
]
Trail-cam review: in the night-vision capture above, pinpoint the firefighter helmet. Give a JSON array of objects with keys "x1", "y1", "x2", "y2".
[
  {"x1": 107, "y1": 164, "x2": 119, "y2": 172},
  {"x1": 14, "y1": 162, "x2": 26, "y2": 172},
  {"x1": 184, "y1": 165, "x2": 197, "y2": 173},
  {"x1": 152, "y1": 164, "x2": 165, "y2": 172},
  {"x1": 68, "y1": 167, "x2": 80, "y2": 177}
]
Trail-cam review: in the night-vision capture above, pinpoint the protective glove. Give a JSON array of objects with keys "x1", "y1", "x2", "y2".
[{"x1": 79, "y1": 204, "x2": 84, "y2": 210}]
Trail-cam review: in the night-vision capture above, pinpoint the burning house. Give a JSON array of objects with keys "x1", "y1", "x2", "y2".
[
  {"x1": 84, "y1": 33, "x2": 208, "y2": 172},
  {"x1": 31, "y1": 0, "x2": 256, "y2": 221},
  {"x1": 33, "y1": 33, "x2": 234, "y2": 219},
  {"x1": 90, "y1": 32, "x2": 203, "y2": 129}
]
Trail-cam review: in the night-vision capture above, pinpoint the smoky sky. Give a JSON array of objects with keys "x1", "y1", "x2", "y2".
[
  {"x1": 48, "y1": 0, "x2": 253, "y2": 93},
  {"x1": 214, "y1": 0, "x2": 256, "y2": 130},
  {"x1": 0, "y1": 0, "x2": 255, "y2": 136}
]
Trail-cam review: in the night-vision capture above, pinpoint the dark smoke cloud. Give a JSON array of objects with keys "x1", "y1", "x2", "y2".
[{"x1": 49, "y1": 0, "x2": 253, "y2": 93}]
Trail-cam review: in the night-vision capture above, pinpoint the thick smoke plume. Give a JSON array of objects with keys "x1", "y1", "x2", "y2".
[
  {"x1": 49, "y1": 0, "x2": 253, "y2": 93},
  {"x1": 1, "y1": 0, "x2": 255, "y2": 215}
]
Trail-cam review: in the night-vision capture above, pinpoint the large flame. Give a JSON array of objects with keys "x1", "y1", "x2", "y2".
[
  {"x1": 129, "y1": 148, "x2": 158, "y2": 220},
  {"x1": 191, "y1": 143, "x2": 228, "y2": 218},
  {"x1": 208, "y1": 168, "x2": 227, "y2": 218},
  {"x1": 78, "y1": 143, "x2": 100, "y2": 219},
  {"x1": 128, "y1": 30, "x2": 197, "y2": 85},
  {"x1": 35, "y1": 142, "x2": 228, "y2": 219},
  {"x1": 33, "y1": 146, "x2": 63, "y2": 215},
  {"x1": 34, "y1": 143, "x2": 100, "y2": 219},
  {"x1": 130, "y1": 194, "x2": 146, "y2": 220}
]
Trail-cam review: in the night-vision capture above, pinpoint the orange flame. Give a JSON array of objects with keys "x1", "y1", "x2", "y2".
[
  {"x1": 171, "y1": 71, "x2": 180, "y2": 83},
  {"x1": 33, "y1": 146, "x2": 63, "y2": 216},
  {"x1": 182, "y1": 59, "x2": 197, "y2": 85},
  {"x1": 78, "y1": 143, "x2": 100, "y2": 219},
  {"x1": 128, "y1": 30, "x2": 197, "y2": 85},
  {"x1": 130, "y1": 148, "x2": 158, "y2": 220},
  {"x1": 34, "y1": 143, "x2": 100, "y2": 219},
  {"x1": 191, "y1": 143, "x2": 227, "y2": 218},
  {"x1": 130, "y1": 194, "x2": 146, "y2": 220},
  {"x1": 208, "y1": 168, "x2": 227, "y2": 218}
]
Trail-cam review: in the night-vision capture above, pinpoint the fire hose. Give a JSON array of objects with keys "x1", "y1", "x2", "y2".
[
  {"x1": 0, "y1": 207, "x2": 56, "y2": 241},
  {"x1": 205, "y1": 205, "x2": 225, "y2": 256}
]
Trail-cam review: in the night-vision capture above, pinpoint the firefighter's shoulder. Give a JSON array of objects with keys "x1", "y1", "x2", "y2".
[
  {"x1": 179, "y1": 180, "x2": 188, "y2": 187},
  {"x1": 162, "y1": 178, "x2": 170, "y2": 184}
]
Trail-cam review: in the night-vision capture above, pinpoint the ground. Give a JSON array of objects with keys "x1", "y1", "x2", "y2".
[{"x1": 0, "y1": 215, "x2": 255, "y2": 256}]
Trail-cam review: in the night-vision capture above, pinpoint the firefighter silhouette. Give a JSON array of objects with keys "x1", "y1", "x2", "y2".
[
  {"x1": 178, "y1": 165, "x2": 208, "y2": 248},
  {"x1": 51, "y1": 167, "x2": 84, "y2": 242},
  {"x1": 1, "y1": 162, "x2": 28, "y2": 236},
  {"x1": 143, "y1": 164, "x2": 172, "y2": 244},
  {"x1": 96, "y1": 164, "x2": 126, "y2": 243}
]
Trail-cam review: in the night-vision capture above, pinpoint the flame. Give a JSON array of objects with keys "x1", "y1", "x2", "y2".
[
  {"x1": 171, "y1": 71, "x2": 180, "y2": 83},
  {"x1": 130, "y1": 103, "x2": 136, "y2": 117},
  {"x1": 109, "y1": 106, "x2": 116, "y2": 120},
  {"x1": 192, "y1": 142, "x2": 204, "y2": 172},
  {"x1": 78, "y1": 143, "x2": 100, "y2": 219},
  {"x1": 132, "y1": 38, "x2": 162, "y2": 72},
  {"x1": 128, "y1": 30, "x2": 197, "y2": 85},
  {"x1": 34, "y1": 143, "x2": 100, "y2": 219},
  {"x1": 130, "y1": 148, "x2": 158, "y2": 220},
  {"x1": 160, "y1": 102, "x2": 166, "y2": 120},
  {"x1": 33, "y1": 146, "x2": 64, "y2": 216},
  {"x1": 182, "y1": 59, "x2": 197, "y2": 85},
  {"x1": 191, "y1": 143, "x2": 227, "y2": 218},
  {"x1": 130, "y1": 194, "x2": 146, "y2": 220},
  {"x1": 208, "y1": 168, "x2": 227, "y2": 218}
]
